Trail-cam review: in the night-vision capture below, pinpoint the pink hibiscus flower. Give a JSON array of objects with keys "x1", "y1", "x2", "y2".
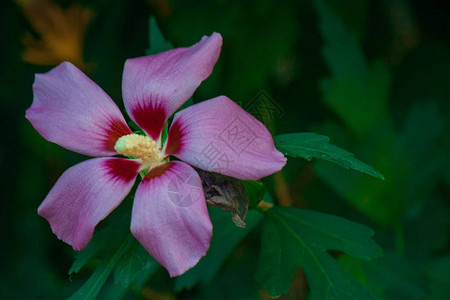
[{"x1": 26, "y1": 33, "x2": 286, "y2": 277}]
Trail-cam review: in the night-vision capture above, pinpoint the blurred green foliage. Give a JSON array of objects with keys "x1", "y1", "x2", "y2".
[{"x1": 1, "y1": 0, "x2": 449, "y2": 299}]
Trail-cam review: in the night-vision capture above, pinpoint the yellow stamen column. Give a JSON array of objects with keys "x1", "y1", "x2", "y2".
[{"x1": 114, "y1": 134, "x2": 164, "y2": 166}]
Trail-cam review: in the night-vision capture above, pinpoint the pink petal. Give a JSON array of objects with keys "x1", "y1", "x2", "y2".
[
  {"x1": 130, "y1": 161, "x2": 212, "y2": 277},
  {"x1": 165, "y1": 96, "x2": 286, "y2": 180},
  {"x1": 26, "y1": 62, "x2": 132, "y2": 157},
  {"x1": 38, "y1": 158, "x2": 140, "y2": 250},
  {"x1": 122, "y1": 33, "x2": 222, "y2": 141}
]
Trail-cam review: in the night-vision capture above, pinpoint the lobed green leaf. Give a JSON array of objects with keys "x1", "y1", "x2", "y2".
[
  {"x1": 69, "y1": 213, "x2": 159, "y2": 299},
  {"x1": 68, "y1": 235, "x2": 132, "y2": 300},
  {"x1": 274, "y1": 132, "x2": 384, "y2": 179},
  {"x1": 315, "y1": 0, "x2": 391, "y2": 136},
  {"x1": 256, "y1": 206, "x2": 382, "y2": 298}
]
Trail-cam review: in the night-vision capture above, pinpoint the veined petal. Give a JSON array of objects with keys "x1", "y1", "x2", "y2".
[
  {"x1": 131, "y1": 161, "x2": 212, "y2": 277},
  {"x1": 122, "y1": 33, "x2": 222, "y2": 140},
  {"x1": 26, "y1": 62, "x2": 132, "y2": 157},
  {"x1": 38, "y1": 158, "x2": 140, "y2": 250},
  {"x1": 166, "y1": 96, "x2": 286, "y2": 180}
]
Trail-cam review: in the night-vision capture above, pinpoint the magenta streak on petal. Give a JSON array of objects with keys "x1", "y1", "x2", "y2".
[
  {"x1": 144, "y1": 162, "x2": 172, "y2": 180},
  {"x1": 132, "y1": 101, "x2": 166, "y2": 141},
  {"x1": 165, "y1": 119, "x2": 184, "y2": 156},
  {"x1": 103, "y1": 157, "x2": 141, "y2": 181},
  {"x1": 101, "y1": 118, "x2": 133, "y2": 152}
]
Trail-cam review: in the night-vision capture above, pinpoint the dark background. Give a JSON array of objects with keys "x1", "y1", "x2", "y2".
[{"x1": 1, "y1": 0, "x2": 449, "y2": 299}]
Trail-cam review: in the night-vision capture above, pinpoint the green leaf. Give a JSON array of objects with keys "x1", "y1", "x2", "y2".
[
  {"x1": 256, "y1": 206, "x2": 382, "y2": 298},
  {"x1": 315, "y1": 0, "x2": 391, "y2": 135},
  {"x1": 69, "y1": 215, "x2": 130, "y2": 275},
  {"x1": 130, "y1": 257, "x2": 161, "y2": 292},
  {"x1": 96, "y1": 282, "x2": 128, "y2": 300},
  {"x1": 68, "y1": 211, "x2": 160, "y2": 299},
  {"x1": 361, "y1": 251, "x2": 430, "y2": 299},
  {"x1": 146, "y1": 17, "x2": 173, "y2": 55},
  {"x1": 68, "y1": 235, "x2": 132, "y2": 300},
  {"x1": 313, "y1": 102, "x2": 446, "y2": 224},
  {"x1": 274, "y1": 132, "x2": 384, "y2": 179},
  {"x1": 174, "y1": 207, "x2": 263, "y2": 291},
  {"x1": 338, "y1": 252, "x2": 431, "y2": 300},
  {"x1": 113, "y1": 237, "x2": 158, "y2": 289},
  {"x1": 428, "y1": 256, "x2": 450, "y2": 300}
]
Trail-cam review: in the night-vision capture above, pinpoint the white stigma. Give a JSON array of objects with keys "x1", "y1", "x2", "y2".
[{"x1": 114, "y1": 134, "x2": 164, "y2": 165}]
